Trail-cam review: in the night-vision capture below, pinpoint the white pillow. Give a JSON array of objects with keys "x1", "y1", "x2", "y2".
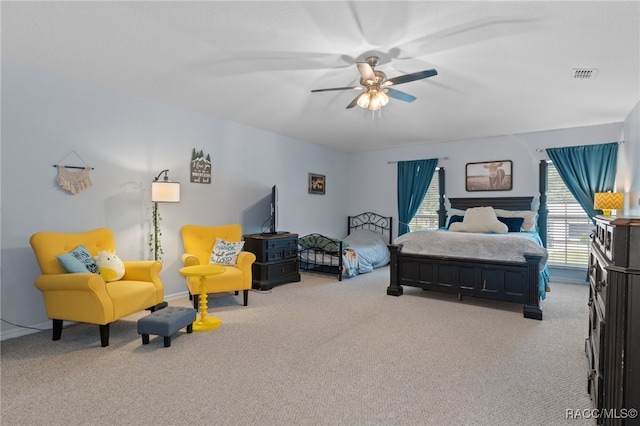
[
  {"x1": 94, "y1": 251, "x2": 125, "y2": 282},
  {"x1": 449, "y1": 206, "x2": 508, "y2": 234},
  {"x1": 494, "y1": 209, "x2": 538, "y2": 232},
  {"x1": 210, "y1": 238, "x2": 245, "y2": 266}
]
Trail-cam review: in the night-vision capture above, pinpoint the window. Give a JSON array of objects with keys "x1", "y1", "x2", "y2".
[
  {"x1": 408, "y1": 170, "x2": 440, "y2": 231},
  {"x1": 546, "y1": 163, "x2": 594, "y2": 267}
]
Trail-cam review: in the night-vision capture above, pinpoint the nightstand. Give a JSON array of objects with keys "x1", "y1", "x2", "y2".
[{"x1": 243, "y1": 233, "x2": 301, "y2": 290}]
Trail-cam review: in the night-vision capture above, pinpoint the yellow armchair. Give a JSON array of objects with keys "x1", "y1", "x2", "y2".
[
  {"x1": 180, "y1": 224, "x2": 256, "y2": 308},
  {"x1": 30, "y1": 228, "x2": 165, "y2": 347}
]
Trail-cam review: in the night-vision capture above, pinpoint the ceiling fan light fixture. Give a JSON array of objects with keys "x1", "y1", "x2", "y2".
[
  {"x1": 379, "y1": 91, "x2": 389, "y2": 105},
  {"x1": 357, "y1": 92, "x2": 371, "y2": 108},
  {"x1": 311, "y1": 55, "x2": 437, "y2": 111},
  {"x1": 366, "y1": 89, "x2": 389, "y2": 111}
]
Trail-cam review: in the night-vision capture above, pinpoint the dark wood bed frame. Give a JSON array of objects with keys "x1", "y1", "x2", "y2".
[
  {"x1": 298, "y1": 212, "x2": 393, "y2": 281},
  {"x1": 387, "y1": 162, "x2": 549, "y2": 320}
]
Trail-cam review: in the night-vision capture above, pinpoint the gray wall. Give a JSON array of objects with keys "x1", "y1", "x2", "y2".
[
  {"x1": 620, "y1": 102, "x2": 640, "y2": 215},
  {"x1": 2, "y1": 60, "x2": 638, "y2": 341},
  {"x1": 346, "y1": 117, "x2": 639, "y2": 237},
  {"x1": 1, "y1": 61, "x2": 349, "y2": 340}
]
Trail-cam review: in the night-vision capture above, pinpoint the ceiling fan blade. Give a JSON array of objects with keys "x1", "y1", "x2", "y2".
[
  {"x1": 384, "y1": 69, "x2": 438, "y2": 86},
  {"x1": 346, "y1": 92, "x2": 366, "y2": 109},
  {"x1": 357, "y1": 62, "x2": 376, "y2": 83},
  {"x1": 385, "y1": 88, "x2": 417, "y2": 103},
  {"x1": 311, "y1": 86, "x2": 362, "y2": 93}
]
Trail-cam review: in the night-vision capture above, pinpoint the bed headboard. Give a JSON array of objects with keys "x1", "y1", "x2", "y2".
[
  {"x1": 435, "y1": 161, "x2": 548, "y2": 247},
  {"x1": 448, "y1": 196, "x2": 534, "y2": 211},
  {"x1": 347, "y1": 212, "x2": 393, "y2": 243}
]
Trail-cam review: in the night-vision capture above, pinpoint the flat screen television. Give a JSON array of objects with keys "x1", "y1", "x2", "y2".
[{"x1": 269, "y1": 185, "x2": 278, "y2": 234}]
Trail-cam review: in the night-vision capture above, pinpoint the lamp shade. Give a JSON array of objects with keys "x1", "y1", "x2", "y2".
[
  {"x1": 357, "y1": 92, "x2": 371, "y2": 109},
  {"x1": 594, "y1": 192, "x2": 623, "y2": 216},
  {"x1": 152, "y1": 181, "x2": 180, "y2": 203}
]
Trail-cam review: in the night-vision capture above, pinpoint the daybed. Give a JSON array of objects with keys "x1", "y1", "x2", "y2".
[
  {"x1": 298, "y1": 212, "x2": 393, "y2": 280},
  {"x1": 387, "y1": 163, "x2": 550, "y2": 320}
]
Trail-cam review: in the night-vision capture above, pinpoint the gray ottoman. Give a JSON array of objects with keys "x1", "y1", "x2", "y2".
[{"x1": 137, "y1": 306, "x2": 197, "y2": 347}]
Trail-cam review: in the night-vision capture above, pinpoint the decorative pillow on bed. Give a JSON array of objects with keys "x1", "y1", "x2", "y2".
[
  {"x1": 445, "y1": 209, "x2": 466, "y2": 227},
  {"x1": 494, "y1": 209, "x2": 538, "y2": 232},
  {"x1": 209, "y1": 238, "x2": 245, "y2": 266},
  {"x1": 446, "y1": 215, "x2": 464, "y2": 229},
  {"x1": 497, "y1": 217, "x2": 525, "y2": 232},
  {"x1": 448, "y1": 206, "x2": 508, "y2": 234}
]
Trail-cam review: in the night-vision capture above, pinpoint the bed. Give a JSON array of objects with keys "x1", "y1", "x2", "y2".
[
  {"x1": 387, "y1": 163, "x2": 550, "y2": 320},
  {"x1": 298, "y1": 212, "x2": 393, "y2": 281}
]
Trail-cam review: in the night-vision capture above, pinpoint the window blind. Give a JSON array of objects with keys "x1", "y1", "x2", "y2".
[
  {"x1": 409, "y1": 170, "x2": 440, "y2": 231},
  {"x1": 546, "y1": 163, "x2": 594, "y2": 267}
]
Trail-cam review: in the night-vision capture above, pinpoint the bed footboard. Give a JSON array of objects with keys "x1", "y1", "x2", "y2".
[
  {"x1": 387, "y1": 244, "x2": 543, "y2": 320},
  {"x1": 298, "y1": 233, "x2": 343, "y2": 281}
]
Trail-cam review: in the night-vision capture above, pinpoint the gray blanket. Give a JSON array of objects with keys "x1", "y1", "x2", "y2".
[{"x1": 394, "y1": 230, "x2": 547, "y2": 270}]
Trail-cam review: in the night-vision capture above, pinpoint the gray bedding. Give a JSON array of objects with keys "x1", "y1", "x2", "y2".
[
  {"x1": 393, "y1": 230, "x2": 548, "y2": 270},
  {"x1": 342, "y1": 229, "x2": 390, "y2": 277}
]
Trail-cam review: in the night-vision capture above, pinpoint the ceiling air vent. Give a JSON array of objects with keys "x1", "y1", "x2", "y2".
[{"x1": 572, "y1": 68, "x2": 599, "y2": 80}]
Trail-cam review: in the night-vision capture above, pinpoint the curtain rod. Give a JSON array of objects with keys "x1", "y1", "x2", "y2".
[
  {"x1": 387, "y1": 156, "x2": 449, "y2": 164},
  {"x1": 535, "y1": 140, "x2": 624, "y2": 152}
]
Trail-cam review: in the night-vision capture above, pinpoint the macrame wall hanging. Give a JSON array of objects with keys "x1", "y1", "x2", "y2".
[{"x1": 53, "y1": 151, "x2": 94, "y2": 195}]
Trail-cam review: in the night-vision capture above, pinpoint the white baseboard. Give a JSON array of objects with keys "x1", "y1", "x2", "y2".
[
  {"x1": 0, "y1": 320, "x2": 54, "y2": 341},
  {"x1": 548, "y1": 266, "x2": 589, "y2": 285},
  {"x1": 1, "y1": 290, "x2": 191, "y2": 341}
]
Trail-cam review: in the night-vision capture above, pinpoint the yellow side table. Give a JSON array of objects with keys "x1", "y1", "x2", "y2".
[{"x1": 179, "y1": 265, "x2": 226, "y2": 332}]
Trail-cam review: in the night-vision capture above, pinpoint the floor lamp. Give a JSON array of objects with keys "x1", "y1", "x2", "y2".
[{"x1": 151, "y1": 169, "x2": 180, "y2": 261}]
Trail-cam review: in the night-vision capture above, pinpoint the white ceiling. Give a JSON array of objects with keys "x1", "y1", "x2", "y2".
[{"x1": 2, "y1": 1, "x2": 639, "y2": 152}]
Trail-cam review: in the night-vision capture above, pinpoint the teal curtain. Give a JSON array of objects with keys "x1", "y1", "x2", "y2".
[
  {"x1": 546, "y1": 142, "x2": 618, "y2": 220},
  {"x1": 397, "y1": 158, "x2": 438, "y2": 236}
]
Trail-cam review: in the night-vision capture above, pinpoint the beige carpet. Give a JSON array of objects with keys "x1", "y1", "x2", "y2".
[{"x1": 1, "y1": 267, "x2": 594, "y2": 426}]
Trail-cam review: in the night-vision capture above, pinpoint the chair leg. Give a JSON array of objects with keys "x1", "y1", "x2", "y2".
[
  {"x1": 192, "y1": 294, "x2": 199, "y2": 310},
  {"x1": 149, "y1": 301, "x2": 168, "y2": 312},
  {"x1": 52, "y1": 319, "x2": 63, "y2": 341},
  {"x1": 99, "y1": 324, "x2": 110, "y2": 347},
  {"x1": 243, "y1": 289, "x2": 249, "y2": 306}
]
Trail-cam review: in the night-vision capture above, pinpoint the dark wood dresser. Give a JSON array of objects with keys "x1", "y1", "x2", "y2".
[
  {"x1": 586, "y1": 216, "x2": 640, "y2": 425},
  {"x1": 243, "y1": 233, "x2": 301, "y2": 291}
]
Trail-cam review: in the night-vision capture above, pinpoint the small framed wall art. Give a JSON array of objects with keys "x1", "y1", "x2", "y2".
[
  {"x1": 465, "y1": 160, "x2": 512, "y2": 192},
  {"x1": 190, "y1": 148, "x2": 211, "y2": 184},
  {"x1": 308, "y1": 173, "x2": 325, "y2": 195}
]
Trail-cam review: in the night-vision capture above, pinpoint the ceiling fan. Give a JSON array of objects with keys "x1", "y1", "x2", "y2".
[{"x1": 311, "y1": 56, "x2": 437, "y2": 111}]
